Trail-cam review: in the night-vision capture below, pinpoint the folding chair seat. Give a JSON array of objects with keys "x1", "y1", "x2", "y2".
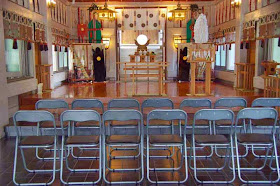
[
  {"x1": 60, "y1": 110, "x2": 102, "y2": 185},
  {"x1": 102, "y1": 110, "x2": 144, "y2": 184},
  {"x1": 234, "y1": 108, "x2": 280, "y2": 184},
  {"x1": 146, "y1": 109, "x2": 188, "y2": 184},
  {"x1": 149, "y1": 134, "x2": 183, "y2": 144},
  {"x1": 19, "y1": 136, "x2": 55, "y2": 146},
  {"x1": 106, "y1": 135, "x2": 141, "y2": 144},
  {"x1": 13, "y1": 110, "x2": 57, "y2": 186},
  {"x1": 251, "y1": 98, "x2": 280, "y2": 158},
  {"x1": 194, "y1": 134, "x2": 229, "y2": 144},
  {"x1": 191, "y1": 109, "x2": 235, "y2": 184}
]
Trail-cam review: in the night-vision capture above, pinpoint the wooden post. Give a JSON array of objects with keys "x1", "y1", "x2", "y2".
[
  {"x1": 190, "y1": 62, "x2": 196, "y2": 95},
  {"x1": 205, "y1": 62, "x2": 211, "y2": 95}
]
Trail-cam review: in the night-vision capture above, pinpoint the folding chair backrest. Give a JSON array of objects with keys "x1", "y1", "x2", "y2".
[
  {"x1": 180, "y1": 99, "x2": 212, "y2": 116},
  {"x1": 141, "y1": 98, "x2": 174, "y2": 114},
  {"x1": 214, "y1": 98, "x2": 247, "y2": 109},
  {"x1": 194, "y1": 109, "x2": 234, "y2": 122},
  {"x1": 251, "y1": 98, "x2": 280, "y2": 108},
  {"x1": 36, "y1": 99, "x2": 69, "y2": 109},
  {"x1": 147, "y1": 109, "x2": 187, "y2": 134},
  {"x1": 103, "y1": 109, "x2": 142, "y2": 135},
  {"x1": 13, "y1": 110, "x2": 55, "y2": 137},
  {"x1": 108, "y1": 99, "x2": 140, "y2": 110},
  {"x1": 236, "y1": 108, "x2": 278, "y2": 133},
  {"x1": 71, "y1": 99, "x2": 104, "y2": 113},
  {"x1": 60, "y1": 110, "x2": 101, "y2": 136}
]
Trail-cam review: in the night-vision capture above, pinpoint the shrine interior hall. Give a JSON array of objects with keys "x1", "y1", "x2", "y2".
[{"x1": 1, "y1": 0, "x2": 280, "y2": 185}]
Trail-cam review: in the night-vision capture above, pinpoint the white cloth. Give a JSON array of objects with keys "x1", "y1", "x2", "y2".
[{"x1": 194, "y1": 13, "x2": 209, "y2": 43}]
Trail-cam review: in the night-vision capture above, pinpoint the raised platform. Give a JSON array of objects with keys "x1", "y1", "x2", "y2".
[{"x1": 19, "y1": 81, "x2": 263, "y2": 110}]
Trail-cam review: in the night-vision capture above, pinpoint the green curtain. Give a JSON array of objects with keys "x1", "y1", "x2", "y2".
[
  {"x1": 88, "y1": 20, "x2": 102, "y2": 43},
  {"x1": 186, "y1": 19, "x2": 196, "y2": 43}
]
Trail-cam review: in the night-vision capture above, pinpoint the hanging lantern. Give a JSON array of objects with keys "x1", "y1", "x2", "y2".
[
  {"x1": 245, "y1": 41, "x2": 249, "y2": 49},
  {"x1": 44, "y1": 43, "x2": 48, "y2": 51},
  {"x1": 27, "y1": 41, "x2": 32, "y2": 50},
  {"x1": 39, "y1": 43, "x2": 44, "y2": 51},
  {"x1": 240, "y1": 41, "x2": 243, "y2": 49},
  {"x1": 261, "y1": 39, "x2": 264, "y2": 48},
  {"x1": 13, "y1": 39, "x2": 18, "y2": 49},
  {"x1": 168, "y1": 2, "x2": 189, "y2": 21},
  {"x1": 90, "y1": 1, "x2": 117, "y2": 21}
]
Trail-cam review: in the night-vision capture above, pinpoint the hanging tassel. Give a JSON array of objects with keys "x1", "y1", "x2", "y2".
[
  {"x1": 215, "y1": 44, "x2": 218, "y2": 51},
  {"x1": 27, "y1": 41, "x2": 32, "y2": 50},
  {"x1": 229, "y1": 43, "x2": 231, "y2": 50},
  {"x1": 278, "y1": 37, "x2": 280, "y2": 47},
  {"x1": 59, "y1": 46, "x2": 62, "y2": 52},
  {"x1": 240, "y1": 41, "x2": 243, "y2": 49},
  {"x1": 223, "y1": 44, "x2": 225, "y2": 50},
  {"x1": 261, "y1": 39, "x2": 264, "y2": 48},
  {"x1": 39, "y1": 43, "x2": 44, "y2": 51},
  {"x1": 44, "y1": 43, "x2": 48, "y2": 51},
  {"x1": 13, "y1": 39, "x2": 18, "y2": 49},
  {"x1": 65, "y1": 46, "x2": 68, "y2": 52},
  {"x1": 54, "y1": 45, "x2": 58, "y2": 51},
  {"x1": 245, "y1": 41, "x2": 249, "y2": 49}
]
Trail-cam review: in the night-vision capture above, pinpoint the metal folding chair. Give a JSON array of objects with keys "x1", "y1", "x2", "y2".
[
  {"x1": 146, "y1": 109, "x2": 188, "y2": 184},
  {"x1": 71, "y1": 99, "x2": 104, "y2": 135},
  {"x1": 235, "y1": 108, "x2": 280, "y2": 184},
  {"x1": 13, "y1": 110, "x2": 57, "y2": 186},
  {"x1": 192, "y1": 109, "x2": 235, "y2": 184},
  {"x1": 251, "y1": 98, "x2": 280, "y2": 158},
  {"x1": 60, "y1": 110, "x2": 102, "y2": 185},
  {"x1": 180, "y1": 99, "x2": 213, "y2": 158},
  {"x1": 102, "y1": 109, "x2": 144, "y2": 184},
  {"x1": 35, "y1": 99, "x2": 69, "y2": 160},
  {"x1": 213, "y1": 97, "x2": 248, "y2": 157}
]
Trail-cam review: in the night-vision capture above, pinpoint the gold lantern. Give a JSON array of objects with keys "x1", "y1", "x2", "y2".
[
  {"x1": 94, "y1": 1, "x2": 117, "y2": 21},
  {"x1": 168, "y1": 2, "x2": 189, "y2": 21}
]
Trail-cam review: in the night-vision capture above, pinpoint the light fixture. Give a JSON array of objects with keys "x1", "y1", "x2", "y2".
[
  {"x1": 169, "y1": 2, "x2": 189, "y2": 21},
  {"x1": 47, "y1": 0, "x2": 56, "y2": 9},
  {"x1": 102, "y1": 37, "x2": 110, "y2": 50},
  {"x1": 173, "y1": 35, "x2": 182, "y2": 49},
  {"x1": 89, "y1": 1, "x2": 117, "y2": 21},
  {"x1": 231, "y1": 0, "x2": 241, "y2": 8}
]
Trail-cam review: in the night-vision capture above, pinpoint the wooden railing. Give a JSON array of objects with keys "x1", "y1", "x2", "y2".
[{"x1": 235, "y1": 63, "x2": 255, "y2": 91}]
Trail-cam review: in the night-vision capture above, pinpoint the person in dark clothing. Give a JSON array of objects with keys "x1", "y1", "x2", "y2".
[
  {"x1": 92, "y1": 47, "x2": 106, "y2": 82},
  {"x1": 178, "y1": 47, "x2": 190, "y2": 81}
]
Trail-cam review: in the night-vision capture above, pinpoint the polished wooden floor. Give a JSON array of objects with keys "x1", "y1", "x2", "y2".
[{"x1": 20, "y1": 81, "x2": 263, "y2": 109}]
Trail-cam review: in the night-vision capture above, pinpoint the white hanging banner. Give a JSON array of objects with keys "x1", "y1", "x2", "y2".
[
  {"x1": 135, "y1": 9, "x2": 147, "y2": 30},
  {"x1": 194, "y1": 13, "x2": 209, "y2": 43},
  {"x1": 147, "y1": 8, "x2": 159, "y2": 30},
  {"x1": 123, "y1": 9, "x2": 135, "y2": 30}
]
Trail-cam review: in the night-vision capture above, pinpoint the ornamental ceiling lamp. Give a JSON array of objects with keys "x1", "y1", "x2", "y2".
[
  {"x1": 89, "y1": 0, "x2": 117, "y2": 21},
  {"x1": 47, "y1": 0, "x2": 56, "y2": 9},
  {"x1": 231, "y1": 0, "x2": 241, "y2": 8},
  {"x1": 168, "y1": 2, "x2": 189, "y2": 21}
]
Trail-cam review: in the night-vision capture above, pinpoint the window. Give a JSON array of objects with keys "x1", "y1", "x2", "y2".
[
  {"x1": 271, "y1": 38, "x2": 280, "y2": 63},
  {"x1": 215, "y1": 42, "x2": 235, "y2": 71},
  {"x1": 52, "y1": 45, "x2": 69, "y2": 72},
  {"x1": 5, "y1": 39, "x2": 33, "y2": 79}
]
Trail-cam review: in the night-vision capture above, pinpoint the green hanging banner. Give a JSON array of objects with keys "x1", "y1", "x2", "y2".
[
  {"x1": 88, "y1": 20, "x2": 102, "y2": 43},
  {"x1": 186, "y1": 18, "x2": 196, "y2": 43}
]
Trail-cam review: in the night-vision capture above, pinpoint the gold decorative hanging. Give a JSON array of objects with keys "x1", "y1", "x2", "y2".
[
  {"x1": 91, "y1": 1, "x2": 117, "y2": 21},
  {"x1": 168, "y1": 2, "x2": 189, "y2": 21}
]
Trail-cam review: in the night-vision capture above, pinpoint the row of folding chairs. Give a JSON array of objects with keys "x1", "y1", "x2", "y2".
[{"x1": 12, "y1": 97, "x2": 280, "y2": 185}]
